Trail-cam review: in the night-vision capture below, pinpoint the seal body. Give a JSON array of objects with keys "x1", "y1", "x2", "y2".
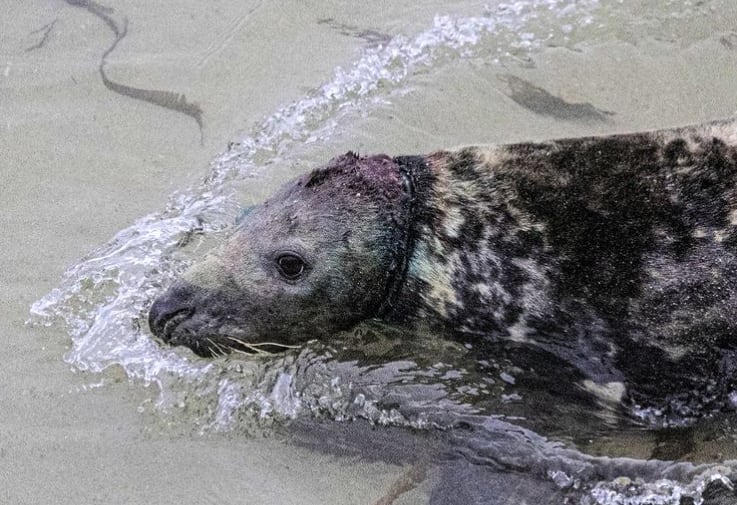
[{"x1": 149, "y1": 119, "x2": 737, "y2": 411}]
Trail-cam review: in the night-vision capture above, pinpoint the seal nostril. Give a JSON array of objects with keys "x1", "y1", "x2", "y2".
[{"x1": 149, "y1": 292, "x2": 196, "y2": 341}]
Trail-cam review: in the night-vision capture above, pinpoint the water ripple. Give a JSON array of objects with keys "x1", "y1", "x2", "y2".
[{"x1": 29, "y1": 1, "x2": 600, "y2": 429}]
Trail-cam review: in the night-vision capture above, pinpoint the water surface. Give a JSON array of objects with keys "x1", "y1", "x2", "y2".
[{"x1": 6, "y1": 0, "x2": 737, "y2": 503}]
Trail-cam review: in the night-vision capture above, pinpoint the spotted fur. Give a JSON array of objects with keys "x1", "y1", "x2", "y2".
[{"x1": 150, "y1": 118, "x2": 737, "y2": 414}]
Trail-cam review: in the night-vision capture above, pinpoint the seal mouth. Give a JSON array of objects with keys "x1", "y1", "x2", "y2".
[{"x1": 150, "y1": 286, "x2": 302, "y2": 357}]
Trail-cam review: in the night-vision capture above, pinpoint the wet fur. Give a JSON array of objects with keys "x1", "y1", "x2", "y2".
[
  {"x1": 150, "y1": 118, "x2": 737, "y2": 413},
  {"x1": 394, "y1": 120, "x2": 737, "y2": 412}
]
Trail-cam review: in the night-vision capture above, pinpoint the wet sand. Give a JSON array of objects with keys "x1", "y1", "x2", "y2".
[{"x1": 3, "y1": 0, "x2": 737, "y2": 503}]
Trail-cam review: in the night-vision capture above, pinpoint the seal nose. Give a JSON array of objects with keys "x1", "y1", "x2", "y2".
[{"x1": 148, "y1": 283, "x2": 197, "y2": 341}]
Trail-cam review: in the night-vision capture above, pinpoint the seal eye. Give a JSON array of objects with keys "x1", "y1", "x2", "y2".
[{"x1": 276, "y1": 253, "x2": 306, "y2": 280}]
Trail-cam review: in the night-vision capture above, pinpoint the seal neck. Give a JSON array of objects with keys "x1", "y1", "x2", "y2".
[{"x1": 374, "y1": 155, "x2": 432, "y2": 319}]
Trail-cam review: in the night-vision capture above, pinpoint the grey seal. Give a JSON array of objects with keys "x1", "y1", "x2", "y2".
[{"x1": 149, "y1": 118, "x2": 737, "y2": 412}]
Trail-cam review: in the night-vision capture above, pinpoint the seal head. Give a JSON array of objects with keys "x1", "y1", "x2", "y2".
[{"x1": 149, "y1": 153, "x2": 415, "y2": 356}]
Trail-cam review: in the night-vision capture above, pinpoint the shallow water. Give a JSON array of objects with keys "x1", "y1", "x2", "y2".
[{"x1": 6, "y1": 0, "x2": 737, "y2": 503}]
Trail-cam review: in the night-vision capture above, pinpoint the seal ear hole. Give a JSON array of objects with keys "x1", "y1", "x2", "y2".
[{"x1": 276, "y1": 253, "x2": 307, "y2": 280}]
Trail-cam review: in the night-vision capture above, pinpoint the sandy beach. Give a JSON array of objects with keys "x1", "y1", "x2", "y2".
[{"x1": 3, "y1": 0, "x2": 737, "y2": 503}]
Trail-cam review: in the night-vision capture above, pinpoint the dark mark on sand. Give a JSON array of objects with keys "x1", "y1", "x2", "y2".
[
  {"x1": 63, "y1": 0, "x2": 204, "y2": 145},
  {"x1": 318, "y1": 17, "x2": 392, "y2": 47},
  {"x1": 720, "y1": 32, "x2": 737, "y2": 50},
  {"x1": 498, "y1": 73, "x2": 614, "y2": 123},
  {"x1": 26, "y1": 20, "x2": 57, "y2": 52}
]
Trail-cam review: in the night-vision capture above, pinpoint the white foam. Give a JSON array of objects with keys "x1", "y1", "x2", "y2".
[
  {"x1": 589, "y1": 471, "x2": 735, "y2": 505},
  {"x1": 29, "y1": 1, "x2": 600, "y2": 428}
]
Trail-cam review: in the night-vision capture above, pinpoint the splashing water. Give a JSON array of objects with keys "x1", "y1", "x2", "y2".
[
  {"x1": 29, "y1": 1, "x2": 601, "y2": 430},
  {"x1": 27, "y1": 2, "x2": 737, "y2": 502}
]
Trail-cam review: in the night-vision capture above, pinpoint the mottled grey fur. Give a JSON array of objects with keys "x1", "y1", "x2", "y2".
[{"x1": 150, "y1": 118, "x2": 737, "y2": 412}]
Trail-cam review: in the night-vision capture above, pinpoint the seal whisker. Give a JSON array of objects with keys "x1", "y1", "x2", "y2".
[
  {"x1": 229, "y1": 348, "x2": 253, "y2": 357},
  {"x1": 224, "y1": 336, "x2": 274, "y2": 355},
  {"x1": 205, "y1": 338, "x2": 228, "y2": 358},
  {"x1": 222, "y1": 336, "x2": 301, "y2": 355},
  {"x1": 243, "y1": 341, "x2": 301, "y2": 350}
]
